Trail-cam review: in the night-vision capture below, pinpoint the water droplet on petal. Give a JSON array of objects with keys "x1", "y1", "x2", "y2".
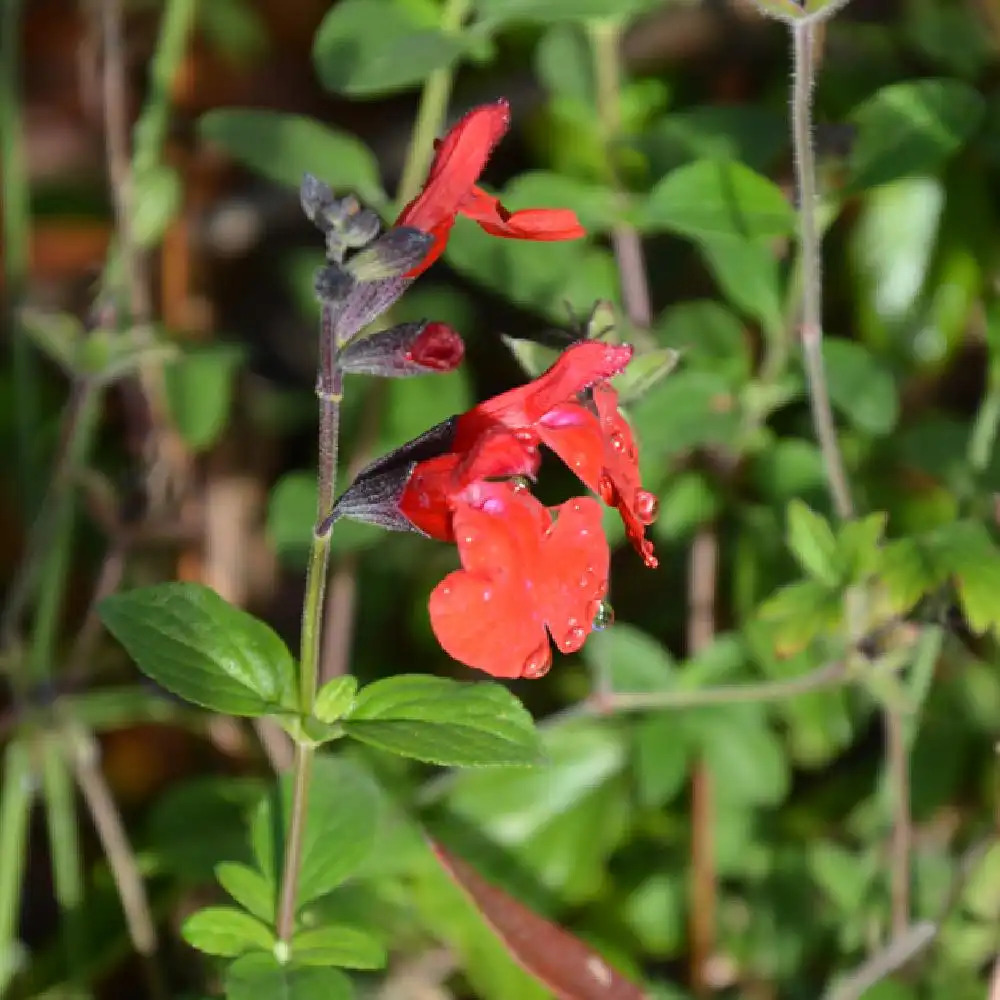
[
  {"x1": 591, "y1": 599, "x2": 615, "y2": 631},
  {"x1": 510, "y1": 475, "x2": 532, "y2": 493},
  {"x1": 521, "y1": 643, "x2": 552, "y2": 679},
  {"x1": 610, "y1": 431, "x2": 626, "y2": 452},
  {"x1": 636, "y1": 490, "x2": 659, "y2": 524},
  {"x1": 559, "y1": 626, "x2": 587, "y2": 651}
]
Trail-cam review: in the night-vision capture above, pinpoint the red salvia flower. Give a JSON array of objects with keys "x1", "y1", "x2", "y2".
[
  {"x1": 428, "y1": 482, "x2": 609, "y2": 679},
  {"x1": 396, "y1": 98, "x2": 586, "y2": 276},
  {"x1": 453, "y1": 340, "x2": 660, "y2": 568}
]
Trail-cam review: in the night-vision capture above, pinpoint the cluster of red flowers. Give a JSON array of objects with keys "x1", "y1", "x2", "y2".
[{"x1": 332, "y1": 99, "x2": 658, "y2": 679}]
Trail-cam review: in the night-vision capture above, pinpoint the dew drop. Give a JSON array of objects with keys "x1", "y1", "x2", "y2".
[
  {"x1": 636, "y1": 490, "x2": 659, "y2": 524},
  {"x1": 610, "y1": 431, "x2": 626, "y2": 452},
  {"x1": 591, "y1": 599, "x2": 615, "y2": 631},
  {"x1": 510, "y1": 475, "x2": 531, "y2": 494},
  {"x1": 521, "y1": 643, "x2": 552, "y2": 679},
  {"x1": 559, "y1": 625, "x2": 587, "y2": 651}
]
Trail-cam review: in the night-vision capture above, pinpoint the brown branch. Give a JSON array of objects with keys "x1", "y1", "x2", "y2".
[{"x1": 687, "y1": 526, "x2": 718, "y2": 997}]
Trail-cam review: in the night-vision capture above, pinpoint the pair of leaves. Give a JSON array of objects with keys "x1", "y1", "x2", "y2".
[
  {"x1": 180, "y1": 757, "x2": 386, "y2": 983},
  {"x1": 100, "y1": 583, "x2": 543, "y2": 767}
]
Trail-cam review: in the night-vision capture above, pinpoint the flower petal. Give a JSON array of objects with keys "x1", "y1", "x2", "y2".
[
  {"x1": 455, "y1": 341, "x2": 633, "y2": 446},
  {"x1": 396, "y1": 100, "x2": 510, "y2": 259},
  {"x1": 459, "y1": 185, "x2": 586, "y2": 241},
  {"x1": 428, "y1": 489, "x2": 550, "y2": 678},
  {"x1": 538, "y1": 497, "x2": 609, "y2": 655}
]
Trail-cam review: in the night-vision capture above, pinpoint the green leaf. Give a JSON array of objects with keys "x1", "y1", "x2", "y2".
[
  {"x1": 689, "y1": 705, "x2": 790, "y2": 807},
  {"x1": 535, "y1": 24, "x2": 595, "y2": 104},
  {"x1": 163, "y1": 344, "x2": 244, "y2": 452},
  {"x1": 198, "y1": 110, "x2": 385, "y2": 206},
  {"x1": 215, "y1": 862, "x2": 275, "y2": 923},
  {"x1": 474, "y1": 0, "x2": 660, "y2": 26},
  {"x1": 751, "y1": 439, "x2": 825, "y2": 503},
  {"x1": 614, "y1": 348, "x2": 681, "y2": 404},
  {"x1": 654, "y1": 300, "x2": 752, "y2": 386},
  {"x1": 696, "y1": 235, "x2": 783, "y2": 333},
  {"x1": 807, "y1": 842, "x2": 877, "y2": 914},
  {"x1": 146, "y1": 777, "x2": 265, "y2": 881},
  {"x1": 633, "y1": 717, "x2": 690, "y2": 808},
  {"x1": 630, "y1": 370, "x2": 741, "y2": 460},
  {"x1": 251, "y1": 756, "x2": 380, "y2": 908},
  {"x1": 642, "y1": 105, "x2": 787, "y2": 175},
  {"x1": 643, "y1": 159, "x2": 795, "y2": 241},
  {"x1": 314, "y1": 676, "x2": 358, "y2": 724},
  {"x1": 226, "y1": 954, "x2": 354, "y2": 1000},
  {"x1": 268, "y1": 472, "x2": 383, "y2": 565},
  {"x1": 313, "y1": 0, "x2": 467, "y2": 98},
  {"x1": 180, "y1": 906, "x2": 274, "y2": 957},
  {"x1": 584, "y1": 623, "x2": 676, "y2": 692},
  {"x1": 444, "y1": 223, "x2": 618, "y2": 322},
  {"x1": 652, "y1": 472, "x2": 722, "y2": 542},
  {"x1": 822, "y1": 339, "x2": 899, "y2": 436},
  {"x1": 786, "y1": 500, "x2": 841, "y2": 586},
  {"x1": 99, "y1": 583, "x2": 296, "y2": 716},
  {"x1": 757, "y1": 579, "x2": 843, "y2": 656},
  {"x1": 291, "y1": 924, "x2": 387, "y2": 969},
  {"x1": 838, "y1": 512, "x2": 887, "y2": 580},
  {"x1": 846, "y1": 79, "x2": 985, "y2": 192},
  {"x1": 343, "y1": 675, "x2": 543, "y2": 766}
]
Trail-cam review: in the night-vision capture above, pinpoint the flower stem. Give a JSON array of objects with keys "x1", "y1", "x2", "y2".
[
  {"x1": 791, "y1": 19, "x2": 853, "y2": 521},
  {"x1": 275, "y1": 305, "x2": 340, "y2": 944},
  {"x1": 274, "y1": 18, "x2": 463, "y2": 939},
  {"x1": 396, "y1": 0, "x2": 472, "y2": 205}
]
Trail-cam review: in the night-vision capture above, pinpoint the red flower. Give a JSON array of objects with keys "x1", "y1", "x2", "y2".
[
  {"x1": 428, "y1": 483, "x2": 609, "y2": 679},
  {"x1": 396, "y1": 99, "x2": 586, "y2": 276},
  {"x1": 454, "y1": 340, "x2": 660, "y2": 568}
]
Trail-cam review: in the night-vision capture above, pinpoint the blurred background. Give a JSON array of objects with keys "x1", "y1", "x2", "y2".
[{"x1": 3, "y1": 0, "x2": 1000, "y2": 997}]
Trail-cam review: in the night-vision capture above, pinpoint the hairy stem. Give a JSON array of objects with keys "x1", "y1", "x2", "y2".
[
  {"x1": 275, "y1": 305, "x2": 341, "y2": 943},
  {"x1": 396, "y1": 0, "x2": 472, "y2": 204},
  {"x1": 275, "y1": 32, "x2": 460, "y2": 940},
  {"x1": 790, "y1": 19, "x2": 853, "y2": 521}
]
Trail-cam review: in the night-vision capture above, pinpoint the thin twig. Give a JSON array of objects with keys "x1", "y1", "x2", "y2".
[
  {"x1": 65, "y1": 723, "x2": 167, "y2": 1000},
  {"x1": 826, "y1": 835, "x2": 995, "y2": 1000},
  {"x1": 591, "y1": 20, "x2": 652, "y2": 332},
  {"x1": 790, "y1": 19, "x2": 853, "y2": 521},
  {"x1": 687, "y1": 526, "x2": 718, "y2": 996},
  {"x1": 101, "y1": 0, "x2": 152, "y2": 324},
  {"x1": 589, "y1": 659, "x2": 848, "y2": 714},
  {"x1": 885, "y1": 707, "x2": 910, "y2": 938}
]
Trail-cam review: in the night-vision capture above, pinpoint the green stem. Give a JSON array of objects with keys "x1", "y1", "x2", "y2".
[
  {"x1": 131, "y1": 0, "x2": 196, "y2": 176},
  {"x1": 41, "y1": 735, "x2": 92, "y2": 998},
  {"x1": 273, "y1": 24, "x2": 467, "y2": 940},
  {"x1": 1, "y1": 0, "x2": 40, "y2": 508},
  {"x1": 28, "y1": 383, "x2": 103, "y2": 683},
  {"x1": 790, "y1": 20, "x2": 854, "y2": 521},
  {"x1": 590, "y1": 18, "x2": 652, "y2": 333},
  {"x1": 396, "y1": 0, "x2": 472, "y2": 205},
  {"x1": 0, "y1": 740, "x2": 33, "y2": 978}
]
